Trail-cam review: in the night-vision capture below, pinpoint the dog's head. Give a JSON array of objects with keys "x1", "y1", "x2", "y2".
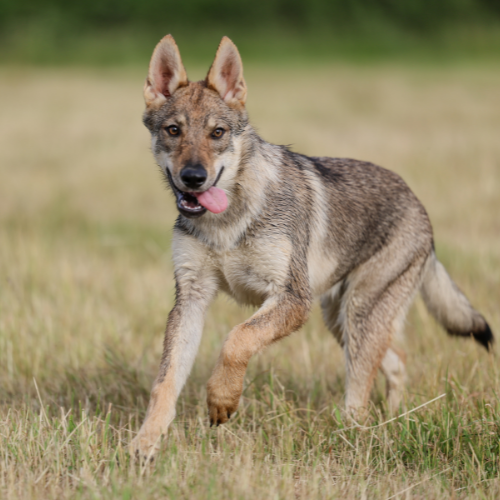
[{"x1": 143, "y1": 35, "x2": 248, "y2": 219}]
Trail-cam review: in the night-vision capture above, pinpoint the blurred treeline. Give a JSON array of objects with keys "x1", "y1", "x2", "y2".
[{"x1": 1, "y1": 0, "x2": 500, "y2": 64}]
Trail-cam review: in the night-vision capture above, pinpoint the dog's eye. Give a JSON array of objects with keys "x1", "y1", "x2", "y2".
[
  {"x1": 166, "y1": 125, "x2": 180, "y2": 136},
  {"x1": 211, "y1": 128, "x2": 225, "y2": 139}
]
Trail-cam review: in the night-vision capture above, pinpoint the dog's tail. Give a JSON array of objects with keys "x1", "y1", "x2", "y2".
[{"x1": 421, "y1": 252, "x2": 493, "y2": 351}]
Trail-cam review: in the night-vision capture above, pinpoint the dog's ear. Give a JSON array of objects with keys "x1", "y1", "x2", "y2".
[
  {"x1": 144, "y1": 34, "x2": 188, "y2": 108},
  {"x1": 206, "y1": 37, "x2": 247, "y2": 109}
]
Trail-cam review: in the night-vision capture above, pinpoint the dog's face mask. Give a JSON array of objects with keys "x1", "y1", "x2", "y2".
[{"x1": 143, "y1": 35, "x2": 248, "y2": 219}]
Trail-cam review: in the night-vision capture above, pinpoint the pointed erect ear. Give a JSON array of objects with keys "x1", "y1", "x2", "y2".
[
  {"x1": 144, "y1": 34, "x2": 188, "y2": 108},
  {"x1": 206, "y1": 37, "x2": 247, "y2": 109}
]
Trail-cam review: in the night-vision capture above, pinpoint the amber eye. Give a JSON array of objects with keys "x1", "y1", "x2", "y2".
[
  {"x1": 211, "y1": 128, "x2": 225, "y2": 139},
  {"x1": 166, "y1": 125, "x2": 180, "y2": 136}
]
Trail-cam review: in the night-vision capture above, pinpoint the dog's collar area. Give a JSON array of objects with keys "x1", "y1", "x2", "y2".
[{"x1": 166, "y1": 167, "x2": 225, "y2": 218}]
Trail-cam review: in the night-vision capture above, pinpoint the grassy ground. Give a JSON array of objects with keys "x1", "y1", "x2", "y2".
[{"x1": 0, "y1": 62, "x2": 499, "y2": 498}]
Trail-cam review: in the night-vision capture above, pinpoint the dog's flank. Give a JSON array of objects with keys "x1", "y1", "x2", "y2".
[{"x1": 130, "y1": 34, "x2": 494, "y2": 460}]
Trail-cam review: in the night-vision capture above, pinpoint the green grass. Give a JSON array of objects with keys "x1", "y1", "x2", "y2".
[
  {"x1": 3, "y1": 26, "x2": 500, "y2": 67},
  {"x1": 2, "y1": 0, "x2": 500, "y2": 66},
  {"x1": 0, "y1": 63, "x2": 499, "y2": 498}
]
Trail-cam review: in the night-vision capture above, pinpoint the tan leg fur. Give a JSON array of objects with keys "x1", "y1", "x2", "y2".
[{"x1": 207, "y1": 295, "x2": 310, "y2": 425}]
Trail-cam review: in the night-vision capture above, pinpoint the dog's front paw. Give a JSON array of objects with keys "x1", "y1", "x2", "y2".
[
  {"x1": 129, "y1": 429, "x2": 163, "y2": 464},
  {"x1": 206, "y1": 368, "x2": 243, "y2": 426}
]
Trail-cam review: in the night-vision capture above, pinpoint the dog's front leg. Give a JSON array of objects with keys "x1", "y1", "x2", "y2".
[
  {"x1": 131, "y1": 265, "x2": 218, "y2": 461},
  {"x1": 207, "y1": 293, "x2": 311, "y2": 425}
]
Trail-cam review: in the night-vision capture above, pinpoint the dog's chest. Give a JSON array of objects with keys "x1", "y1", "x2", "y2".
[{"x1": 213, "y1": 236, "x2": 292, "y2": 306}]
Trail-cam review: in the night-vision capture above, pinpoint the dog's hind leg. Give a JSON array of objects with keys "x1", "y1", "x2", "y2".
[
  {"x1": 320, "y1": 281, "x2": 345, "y2": 347},
  {"x1": 321, "y1": 282, "x2": 407, "y2": 414},
  {"x1": 337, "y1": 249, "x2": 428, "y2": 418},
  {"x1": 380, "y1": 345, "x2": 407, "y2": 414}
]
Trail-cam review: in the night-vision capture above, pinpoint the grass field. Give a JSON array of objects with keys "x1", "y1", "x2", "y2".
[{"x1": 0, "y1": 62, "x2": 499, "y2": 499}]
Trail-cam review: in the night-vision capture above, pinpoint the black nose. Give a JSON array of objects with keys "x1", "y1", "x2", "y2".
[{"x1": 180, "y1": 164, "x2": 207, "y2": 189}]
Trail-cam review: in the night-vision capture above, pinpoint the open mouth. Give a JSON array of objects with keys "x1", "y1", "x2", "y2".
[{"x1": 166, "y1": 168, "x2": 226, "y2": 218}]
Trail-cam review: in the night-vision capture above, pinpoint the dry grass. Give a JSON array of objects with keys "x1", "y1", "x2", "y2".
[{"x1": 0, "y1": 63, "x2": 499, "y2": 499}]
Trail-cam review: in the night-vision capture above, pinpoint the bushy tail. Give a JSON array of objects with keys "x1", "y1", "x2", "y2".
[{"x1": 421, "y1": 253, "x2": 493, "y2": 351}]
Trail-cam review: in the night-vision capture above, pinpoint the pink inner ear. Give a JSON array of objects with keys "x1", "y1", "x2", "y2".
[
  {"x1": 221, "y1": 59, "x2": 237, "y2": 99},
  {"x1": 157, "y1": 66, "x2": 173, "y2": 97},
  {"x1": 221, "y1": 60, "x2": 234, "y2": 80}
]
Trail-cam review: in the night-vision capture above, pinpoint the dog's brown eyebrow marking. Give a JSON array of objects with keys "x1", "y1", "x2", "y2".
[{"x1": 162, "y1": 114, "x2": 187, "y2": 127}]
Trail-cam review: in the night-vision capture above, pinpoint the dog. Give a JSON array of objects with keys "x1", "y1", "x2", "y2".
[{"x1": 131, "y1": 34, "x2": 493, "y2": 460}]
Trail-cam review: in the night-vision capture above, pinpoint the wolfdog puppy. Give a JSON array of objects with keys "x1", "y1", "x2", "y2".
[{"x1": 131, "y1": 34, "x2": 493, "y2": 459}]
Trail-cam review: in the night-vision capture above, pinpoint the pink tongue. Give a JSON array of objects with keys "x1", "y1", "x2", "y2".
[{"x1": 193, "y1": 186, "x2": 228, "y2": 214}]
